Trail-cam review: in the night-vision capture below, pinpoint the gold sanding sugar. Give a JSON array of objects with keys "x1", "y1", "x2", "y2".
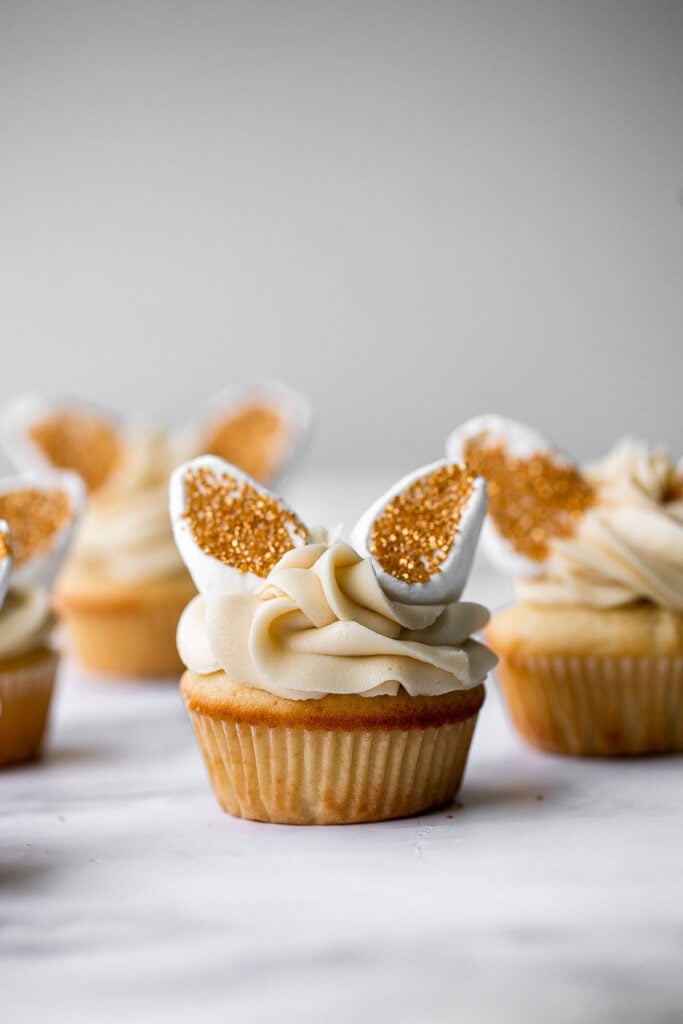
[
  {"x1": 202, "y1": 403, "x2": 290, "y2": 483},
  {"x1": 0, "y1": 525, "x2": 12, "y2": 561},
  {"x1": 463, "y1": 435, "x2": 595, "y2": 561},
  {"x1": 182, "y1": 466, "x2": 307, "y2": 576},
  {"x1": 29, "y1": 411, "x2": 122, "y2": 493},
  {"x1": 369, "y1": 465, "x2": 475, "y2": 584},
  {"x1": 665, "y1": 473, "x2": 683, "y2": 503},
  {"x1": 0, "y1": 488, "x2": 70, "y2": 567}
]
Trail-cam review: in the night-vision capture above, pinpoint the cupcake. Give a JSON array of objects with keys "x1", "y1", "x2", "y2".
[
  {"x1": 170, "y1": 455, "x2": 496, "y2": 824},
  {"x1": 2, "y1": 383, "x2": 310, "y2": 678},
  {"x1": 0, "y1": 472, "x2": 83, "y2": 765},
  {"x1": 447, "y1": 416, "x2": 683, "y2": 756}
]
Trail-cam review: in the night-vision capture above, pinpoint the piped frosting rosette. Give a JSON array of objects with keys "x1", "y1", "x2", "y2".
[
  {"x1": 171, "y1": 456, "x2": 496, "y2": 701},
  {"x1": 447, "y1": 415, "x2": 683, "y2": 611},
  {"x1": 0, "y1": 472, "x2": 83, "y2": 658},
  {"x1": 1, "y1": 383, "x2": 311, "y2": 585}
]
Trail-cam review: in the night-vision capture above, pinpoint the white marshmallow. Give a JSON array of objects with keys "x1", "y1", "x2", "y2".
[
  {"x1": 446, "y1": 415, "x2": 580, "y2": 577},
  {"x1": 351, "y1": 459, "x2": 487, "y2": 605},
  {"x1": 0, "y1": 470, "x2": 85, "y2": 590},
  {"x1": 1, "y1": 393, "x2": 124, "y2": 480},
  {"x1": 169, "y1": 454, "x2": 310, "y2": 597},
  {"x1": 446, "y1": 414, "x2": 555, "y2": 463},
  {"x1": 182, "y1": 380, "x2": 312, "y2": 485}
]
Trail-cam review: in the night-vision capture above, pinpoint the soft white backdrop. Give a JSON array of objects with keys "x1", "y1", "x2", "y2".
[{"x1": 1, "y1": 0, "x2": 682, "y2": 474}]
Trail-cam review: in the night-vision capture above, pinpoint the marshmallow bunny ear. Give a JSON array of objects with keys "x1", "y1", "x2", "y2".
[
  {"x1": 0, "y1": 520, "x2": 13, "y2": 607},
  {"x1": 446, "y1": 415, "x2": 595, "y2": 576},
  {"x1": 2, "y1": 393, "x2": 125, "y2": 494},
  {"x1": 170, "y1": 455, "x2": 310, "y2": 596},
  {"x1": 351, "y1": 460, "x2": 487, "y2": 605},
  {"x1": 0, "y1": 471, "x2": 84, "y2": 589},
  {"x1": 186, "y1": 381, "x2": 312, "y2": 485}
]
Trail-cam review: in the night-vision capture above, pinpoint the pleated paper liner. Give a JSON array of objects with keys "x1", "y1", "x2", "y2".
[
  {"x1": 182, "y1": 674, "x2": 485, "y2": 824},
  {"x1": 0, "y1": 647, "x2": 59, "y2": 766},
  {"x1": 60, "y1": 600, "x2": 188, "y2": 677},
  {"x1": 496, "y1": 654, "x2": 683, "y2": 756}
]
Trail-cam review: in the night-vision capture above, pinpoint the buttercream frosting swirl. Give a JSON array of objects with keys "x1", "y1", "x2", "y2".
[
  {"x1": 74, "y1": 429, "x2": 190, "y2": 583},
  {"x1": 178, "y1": 541, "x2": 496, "y2": 700},
  {"x1": 0, "y1": 587, "x2": 54, "y2": 659},
  {"x1": 517, "y1": 441, "x2": 683, "y2": 611}
]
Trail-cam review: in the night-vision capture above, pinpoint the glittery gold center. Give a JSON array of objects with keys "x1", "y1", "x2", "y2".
[
  {"x1": 665, "y1": 473, "x2": 683, "y2": 503},
  {"x1": 369, "y1": 465, "x2": 475, "y2": 584},
  {"x1": 0, "y1": 488, "x2": 71, "y2": 567},
  {"x1": 202, "y1": 403, "x2": 291, "y2": 483},
  {"x1": 463, "y1": 434, "x2": 595, "y2": 561},
  {"x1": 29, "y1": 411, "x2": 122, "y2": 493},
  {"x1": 182, "y1": 466, "x2": 307, "y2": 576},
  {"x1": 0, "y1": 525, "x2": 12, "y2": 561}
]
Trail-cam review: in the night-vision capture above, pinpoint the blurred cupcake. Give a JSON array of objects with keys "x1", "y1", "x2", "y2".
[
  {"x1": 0, "y1": 472, "x2": 83, "y2": 765},
  {"x1": 448, "y1": 416, "x2": 683, "y2": 756},
  {"x1": 2, "y1": 383, "x2": 311, "y2": 678},
  {"x1": 171, "y1": 455, "x2": 496, "y2": 824}
]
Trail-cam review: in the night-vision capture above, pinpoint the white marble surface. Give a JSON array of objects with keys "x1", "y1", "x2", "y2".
[{"x1": 2, "y1": 474, "x2": 683, "y2": 1023}]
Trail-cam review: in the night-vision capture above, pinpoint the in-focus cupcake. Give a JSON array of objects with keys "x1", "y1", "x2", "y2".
[
  {"x1": 0, "y1": 472, "x2": 82, "y2": 765},
  {"x1": 448, "y1": 416, "x2": 683, "y2": 757},
  {"x1": 170, "y1": 455, "x2": 496, "y2": 824},
  {"x1": 2, "y1": 383, "x2": 310, "y2": 678}
]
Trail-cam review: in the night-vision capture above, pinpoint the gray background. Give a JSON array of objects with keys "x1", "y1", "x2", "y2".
[{"x1": 1, "y1": 0, "x2": 682, "y2": 473}]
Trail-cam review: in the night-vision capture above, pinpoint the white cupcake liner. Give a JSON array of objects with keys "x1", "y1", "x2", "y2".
[
  {"x1": 498, "y1": 653, "x2": 683, "y2": 756},
  {"x1": 187, "y1": 711, "x2": 479, "y2": 824}
]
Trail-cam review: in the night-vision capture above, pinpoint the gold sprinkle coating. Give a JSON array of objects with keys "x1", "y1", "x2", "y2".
[
  {"x1": 0, "y1": 525, "x2": 12, "y2": 561},
  {"x1": 463, "y1": 434, "x2": 595, "y2": 561},
  {"x1": 202, "y1": 403, "x2": 291, "y2": 483},
  {"x1": 29, "y1": 411, "x2": 122, "y2": 493},
  {"x1": 665, "y1": 473, "x2": 683, "y2": 503},
  {"x1": 369, "y1": 465, "x2": 475, "y2": 584},
  {"x1": 182, "y1": 466, "x2": 307, "y2": 577},
  {"x1": 0, "y1": 488, "x2": 70, "y2": 568}
]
